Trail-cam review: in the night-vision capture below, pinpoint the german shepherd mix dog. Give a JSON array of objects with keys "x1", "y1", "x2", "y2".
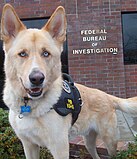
[{"x1": 1, "y1": 4, "x2": 137, "y2": 159}]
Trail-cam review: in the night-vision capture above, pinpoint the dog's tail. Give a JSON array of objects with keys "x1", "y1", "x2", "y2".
[{"x1": 113, "y1": 96, "x2": 137, "y2": 116}]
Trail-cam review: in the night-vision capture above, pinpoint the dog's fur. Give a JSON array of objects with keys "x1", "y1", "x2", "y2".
[{"x1": 1, "y1": 4, "x2": 137, "y2": 159}]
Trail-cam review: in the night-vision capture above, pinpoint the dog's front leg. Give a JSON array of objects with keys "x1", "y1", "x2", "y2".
[
  {"x1": 21, "y1": 138, "x2": 40, "y2": 159},
  {"x1": 49, "y1": 136, "x2": 69, "y2": 159}
]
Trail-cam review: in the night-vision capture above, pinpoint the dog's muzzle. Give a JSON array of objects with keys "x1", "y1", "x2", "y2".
[
  {"x1": 27, "y1": 70, "x2": 45, "y2": 97},
  {"x1": 20, "y1": 70, "x2": 45, "y2": 98}
]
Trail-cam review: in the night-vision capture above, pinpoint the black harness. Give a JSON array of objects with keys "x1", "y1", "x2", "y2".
[{"x1": 53, "y1": 73, "x2": 82, "y2": 125}]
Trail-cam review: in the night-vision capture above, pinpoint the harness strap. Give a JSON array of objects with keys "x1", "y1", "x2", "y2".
[{"x1": 53, "y1": 73, "x2": 82, "y2": 125}]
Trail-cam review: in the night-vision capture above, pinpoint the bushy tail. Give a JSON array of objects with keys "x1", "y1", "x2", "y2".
[{"x1": 113, "y1": 96, "x2": 137, "y2": 116}]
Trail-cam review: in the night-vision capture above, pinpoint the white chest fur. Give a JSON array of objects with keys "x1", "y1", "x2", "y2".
[{"x1": 9, "y1": 109, "x2": 71, "y2": 147}]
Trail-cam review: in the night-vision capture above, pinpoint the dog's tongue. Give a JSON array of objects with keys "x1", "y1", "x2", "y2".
[{"x1": 31, "y1": 88, "x2": 41, "y2": 92}]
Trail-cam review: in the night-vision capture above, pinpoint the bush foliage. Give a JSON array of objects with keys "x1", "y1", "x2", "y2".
[
  {"x1": 0, "y1": 108, "x2": 25, "y2": 159},
  {"x1": 113, "y1": 137, "x2": 137, "y2": 159}
]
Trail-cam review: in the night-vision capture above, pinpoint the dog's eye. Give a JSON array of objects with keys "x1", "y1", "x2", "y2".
[
  {"x1": 42, "y1": 51, "x2": 50, "y2": 57},
  {"x1": 18, "y1": 52, "x2": 28, "y2": 57}
]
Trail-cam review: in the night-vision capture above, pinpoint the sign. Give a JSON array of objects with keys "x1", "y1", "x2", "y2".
[{"x1": 72, "y1": 29, "x2": 118, "y2": 55}]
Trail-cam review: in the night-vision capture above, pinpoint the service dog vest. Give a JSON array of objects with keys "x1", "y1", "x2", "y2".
[{"x1": 53, "y1": 73, "x2": 82, "y2": 125}]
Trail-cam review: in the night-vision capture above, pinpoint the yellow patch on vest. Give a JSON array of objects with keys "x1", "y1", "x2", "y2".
[{"x1": 67, "y1": 99, "x2": 74, "y2": 110}]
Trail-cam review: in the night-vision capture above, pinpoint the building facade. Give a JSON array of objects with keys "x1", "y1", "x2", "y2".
[{"x1": 0, "y1": 0, "x2": 137, "y2": 100}]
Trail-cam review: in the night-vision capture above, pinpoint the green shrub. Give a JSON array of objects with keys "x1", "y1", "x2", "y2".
[
  {"x1": 112, "y1": 136, "x2": 137, "y2": 159},
  {"x1": 0, "y1": 108, "x2": 53, "y2": 159},
  {"x1": 0, "y1": 108, "x2": 25, "y2": 159}
]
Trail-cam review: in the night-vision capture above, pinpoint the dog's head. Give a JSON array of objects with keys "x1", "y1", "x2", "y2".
[{"x1": 1, "y1": 4, "x2": 66, "y2": 99}]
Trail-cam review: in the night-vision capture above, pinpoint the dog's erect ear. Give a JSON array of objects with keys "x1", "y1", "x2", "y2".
[
  {"x1": 1, "y1": 4, "x2": 26, "y2": 42},
  {"x1": 42, "y1": 6, "x2": 67, "y2": 43}
]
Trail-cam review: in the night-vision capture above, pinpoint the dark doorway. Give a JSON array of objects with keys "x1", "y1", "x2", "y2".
[{"x1": 0, "y1": 40, "x2": 7, "y2": 109}]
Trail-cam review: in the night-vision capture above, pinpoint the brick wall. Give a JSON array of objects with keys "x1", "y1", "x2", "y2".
[
  {"x1": 0, "y1": 0, "x2": 65, "y2": 18},
  {"x1": 67, "y1": 0, "x2": 126, "y2": 97},
  {"x1": 67, "y1": 0, "x2": 137, "y2": 98},
  {"x1": 0, "y1": 0, "x2": 137, "y2": 98}
]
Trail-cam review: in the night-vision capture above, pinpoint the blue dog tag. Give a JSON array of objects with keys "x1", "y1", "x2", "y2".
[{"x1": 20, "y1": 105, "x2": 31, "y2": 115}]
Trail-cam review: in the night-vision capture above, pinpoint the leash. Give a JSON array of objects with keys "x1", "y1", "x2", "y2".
[{"x1": 122, "y1": 111, "x2": 135, "y2": 137}]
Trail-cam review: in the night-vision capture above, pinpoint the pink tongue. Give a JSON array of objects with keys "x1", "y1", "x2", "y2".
[{"x1": 31, "y1": 88, "x2": 41, "y2": 92}]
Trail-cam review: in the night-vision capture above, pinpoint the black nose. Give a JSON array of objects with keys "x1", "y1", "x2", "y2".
[{"x1": 29, "y1": 71, "x2": 45, "y2": 85}]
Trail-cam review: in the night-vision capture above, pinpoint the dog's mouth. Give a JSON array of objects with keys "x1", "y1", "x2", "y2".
[
  {"x1": 26, "y1": 88, "x2": 43, "y2": 97},
  {"x1": 20, "y1": 78, "x2": 44, "y2": 98}
]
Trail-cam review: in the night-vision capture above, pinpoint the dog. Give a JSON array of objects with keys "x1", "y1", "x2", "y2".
[{"x1": 1, "y1": 4, "x2": 137, "y2": 159}]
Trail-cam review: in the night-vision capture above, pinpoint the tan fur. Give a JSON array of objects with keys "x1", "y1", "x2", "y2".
[{"x1": 1, "y1": 4, "x2": 137, "y2": 159}]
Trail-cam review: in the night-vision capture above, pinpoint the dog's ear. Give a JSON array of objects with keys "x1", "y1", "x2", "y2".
[
  {"x1": 42, "y1": 6, "x2": 67, "y2": 43},
  {"x1": 1, "y1": 4, "x2": 26, "y2": 42}
]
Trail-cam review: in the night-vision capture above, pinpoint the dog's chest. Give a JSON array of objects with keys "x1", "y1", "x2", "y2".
[{"x1": 9, "y1": 110, "x2": 63, "y2": 147}]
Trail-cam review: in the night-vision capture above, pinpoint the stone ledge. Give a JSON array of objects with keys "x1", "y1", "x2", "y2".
[{"x1": 70, "y1": 144, "x2": 110, "y2": 159}]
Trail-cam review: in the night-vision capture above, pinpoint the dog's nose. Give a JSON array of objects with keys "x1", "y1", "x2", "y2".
[{"x1": 29, "y1": 71, "x2": 45, "y2": 85}]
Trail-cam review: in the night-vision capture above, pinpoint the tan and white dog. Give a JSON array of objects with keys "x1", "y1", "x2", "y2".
[{"x1": 1, "y1": 4, "x2": 137, "y2": 159}]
